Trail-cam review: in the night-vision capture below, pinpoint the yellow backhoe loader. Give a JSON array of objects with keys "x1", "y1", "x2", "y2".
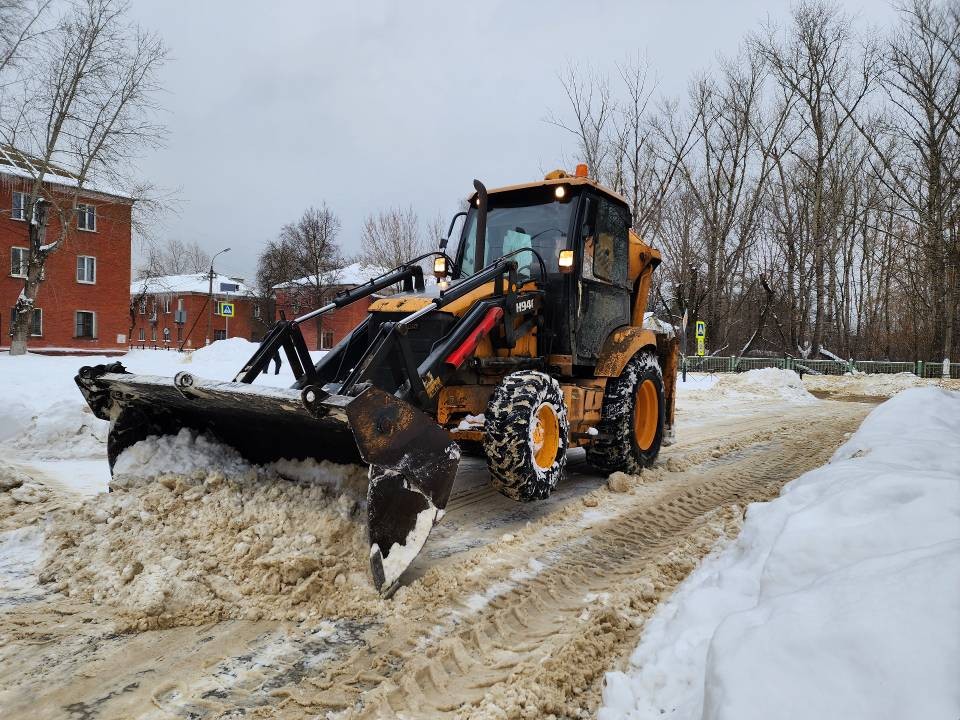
[{"x1": 76, "y1": 167, "x2": 678, "y2": 595}]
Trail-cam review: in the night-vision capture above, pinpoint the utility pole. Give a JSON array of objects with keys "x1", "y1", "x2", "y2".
[{"x1": 205, "y1": 247, "x2": 231, "y2": 345}]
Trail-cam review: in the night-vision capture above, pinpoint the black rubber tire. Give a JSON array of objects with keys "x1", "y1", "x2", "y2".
[
  {"x1": 483, "y1": 371, "x2": 569, "y2": 502},
  {"x1": 586, "y1": 350, "x2": 665, "y2": 474}
]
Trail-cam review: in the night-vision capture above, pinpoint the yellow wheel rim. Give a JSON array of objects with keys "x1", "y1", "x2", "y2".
[
  {"x1": 633, "y1": 379, "x2": 658, "y2": 451},
  {"x1": 531, "y1": 402, "x2": 560, "y2": 470}
]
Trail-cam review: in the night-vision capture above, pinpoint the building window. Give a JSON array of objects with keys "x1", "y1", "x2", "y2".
[
  {"x1": 11, "y1": 191, "x2": 28, "y2": 221},
  {"x1": 253, "y1": 303, "x2": 261, "y2": 319},
  {"x1": 76, "y1": 203, "x2": 96, "y2": 231},
  {"x1": 10, "y1": 247, "x2": 28, "y2": 278},
  {"x1": 321, "y1": 330, "x2": 334, "y2": 349},
  {"x1": 76, "y1": 255, "x2": 96, "y2": 284},
  {"x1": 214, "y1": 329, "x2": 226, "y2": 341},
  {"x1": 176, "y1": 325, "x2": 182, "y2": 342},
  {"x1": 9, "y1": 308, "x2": 42, "y2": 336},
  {"x1": 151, "y1": 325, "x2": 157, "y2": 342},
  {"x1": 75, "y1": 310, "x2": 95, "y2": 338},
  {"x1": 138, "y1": 298, "x2": 146, "y2": 315},
  {"x1": 163, "y1": 297, "x2": 171, "y2": 313},
  {"x1": 139, "y1": 327, "x2": 145, "y2": 342}
]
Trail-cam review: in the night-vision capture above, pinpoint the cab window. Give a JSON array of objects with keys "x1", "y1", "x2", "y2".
[{"x1": 582, "y1": 197, "x2": 629, "y2": 287}]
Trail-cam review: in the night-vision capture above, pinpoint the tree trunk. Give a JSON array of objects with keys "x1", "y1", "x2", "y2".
[{"x1": 9, "y1": 201, "x2": 49, "y2": 356}]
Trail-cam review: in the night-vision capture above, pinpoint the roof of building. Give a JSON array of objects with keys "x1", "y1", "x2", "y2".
[
  {"x1": 272, "y1": 261, "x2": 390, "y2": 291},
  {"x1": 0, "y1": 144, "x2": 132, "y2": 201},
  {"x1": 132, "y1": 273, "x2": 254, "y2": 298}
]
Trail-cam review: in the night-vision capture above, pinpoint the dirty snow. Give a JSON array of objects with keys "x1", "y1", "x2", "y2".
[
  {"x1": 802, "y1": 370, "x2": 944, "y2": 398},
  {"x1": 599, "y1": 387, "x2": 960, "y2": 720},
  {"x1": 41, "y1": 429, "x2": 377, "y2": 628}
]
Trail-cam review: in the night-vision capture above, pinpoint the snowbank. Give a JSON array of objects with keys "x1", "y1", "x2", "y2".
[
  {"x1": 674, "y1": 372, "x2": 719, "y2": 394},
  {"x1": 685, "y1": 367, "x2": 816, "y2": 405},
  {"x1": 0, "y1": 340, "x2": 323, "y2": 462},
  {"x1": 599, "y1": 387, "x2": 960, "y2": 720},
  {"x1": 803, "y1": 370, "x2": 955, "y2": 398},
  {"x1": 41, "y1": 429, "x2": 377, "y2": 628}
]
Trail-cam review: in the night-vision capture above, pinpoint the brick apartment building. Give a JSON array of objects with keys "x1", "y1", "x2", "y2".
[
  {"x1": 273, "y1": 262, "x2": 387, "y2": 351},
  {"x1": 130, "y1": 273, "x2": 268, "y2": 349},
  {"x1": 1, "y1": 145, "x2": 133, "y2": 353}
]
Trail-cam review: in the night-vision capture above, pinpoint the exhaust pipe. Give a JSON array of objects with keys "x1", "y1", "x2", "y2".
[{"x1": 473, "y1": 179, "x2": 488, "y2": 273}]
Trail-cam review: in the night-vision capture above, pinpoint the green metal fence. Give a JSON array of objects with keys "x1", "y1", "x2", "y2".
[{"x1": 682, "y1": 356, "x2": 960, "y2": 379}]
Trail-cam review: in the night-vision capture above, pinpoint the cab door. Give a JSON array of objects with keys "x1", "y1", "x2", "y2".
[{"x1": 574, "y1": 194, "x2": 632, "y2": 365}]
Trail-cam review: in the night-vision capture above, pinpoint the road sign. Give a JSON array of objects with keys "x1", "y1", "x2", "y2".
[
  {"x1": 695, "y1": 320, "x2": 706, "y2": 338},
  {"x1": 218, "y1": 301, "x2": 235, "y2": 317},
  {"x1": 696, "y1": 337, "x2": 705, "y2": 356}
]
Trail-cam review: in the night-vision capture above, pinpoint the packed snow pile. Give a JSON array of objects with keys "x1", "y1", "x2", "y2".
[
  {"x1": 674, "y1": 372, "x2": 720, "y2": 394},
  {"x1": 803, "y1": 370, "x2": 957, "y2": 398},
  {"x1": 0, "y1": 340, "x2": 321, "y2": 460},
  {"x1": 599, "y1": 387, "x2": 960, "y2": 720},
  {"x1": 686, "y1": 367, "x2": 816, "y2": 405},
  {"x1": 39, "y1": 430, "x2": 383, "y2": 629}
]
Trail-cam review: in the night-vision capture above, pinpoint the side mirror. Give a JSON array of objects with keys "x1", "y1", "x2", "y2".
[
  {"x1": 433, "y1": 256, "x2": 449, "y2": 279},
  {"x1": 558, "y1": 249, "x2": 574, "y2": 273}
]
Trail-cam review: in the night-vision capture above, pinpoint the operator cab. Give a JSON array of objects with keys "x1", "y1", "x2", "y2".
[{"x1": 444, "y1": 169, "x2": 634, "y2": 365}]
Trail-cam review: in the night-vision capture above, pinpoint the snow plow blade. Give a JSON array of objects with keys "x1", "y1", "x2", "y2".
[{"x1": 75, "y1": 363, "x2": 460, "y2": 596}]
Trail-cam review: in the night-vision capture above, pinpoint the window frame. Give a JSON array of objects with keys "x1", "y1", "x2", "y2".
[
  {"x1": 76, "y1": 203, "x2": 97, "y2": 232},
  {"x1": 320, "y1": 330, "x2": 335, "y2": 350},
  {"x1": 74, "y1": 310, "x2": 96, "y2": 339},
  {"x1": 138, "y1": 327, "x2": 145, "y2": 342},
  {"x1": 76, "y1": 255, "x2": 96, "y2": 284},
  {"x1": 162, "y1": 296, "x2": 171, "y2": 314},
  {"x1": 11, "y1": 191, "x2": 28, "y2": 221},
  {"x1": 10, "y1": 307, "x2": 43, "y2": 337},
  {"x1": 10, "y1": 246, "x2": 28, "y2": 278}
]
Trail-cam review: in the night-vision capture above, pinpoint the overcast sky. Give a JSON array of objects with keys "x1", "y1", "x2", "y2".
[{"x1": 127, "y1": 0, "x2": 897, "y2": 281}]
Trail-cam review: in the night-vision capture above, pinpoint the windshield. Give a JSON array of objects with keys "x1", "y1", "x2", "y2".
[{"x1": 458, "y1": 197, "x2": 574, "y2": 279}]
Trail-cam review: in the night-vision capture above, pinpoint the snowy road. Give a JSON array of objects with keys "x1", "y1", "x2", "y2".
[{"x1": 0, "y1": 367, "x2": 876, "y2": 719}]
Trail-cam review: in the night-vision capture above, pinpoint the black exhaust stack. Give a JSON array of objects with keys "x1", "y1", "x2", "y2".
[{"x1": 473, "y1": 179, "x2": 488, "y2": 273}]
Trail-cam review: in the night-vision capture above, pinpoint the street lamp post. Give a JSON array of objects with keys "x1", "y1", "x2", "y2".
[{"x1": 206, "y1": 247, "x2": 231, "y2": 345}]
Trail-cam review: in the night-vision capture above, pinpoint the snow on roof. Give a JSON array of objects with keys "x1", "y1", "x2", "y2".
[
  {"x1": 0, "y1": 144, "x2": 132, "y2": 201},
  {"x1": 132, "y1": 273, "x2": 254, "y2": 298},
  {"x1": 272, "y1": 261, "x2": 391, "y2": 291}
]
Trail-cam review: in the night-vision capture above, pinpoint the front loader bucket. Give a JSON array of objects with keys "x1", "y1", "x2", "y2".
[
  {"x1": 346, "y1": 388, "x2": 460, "y2": 596},
  {"x1": 75, "y1": 363, "x2": 460, "y2": 596}
]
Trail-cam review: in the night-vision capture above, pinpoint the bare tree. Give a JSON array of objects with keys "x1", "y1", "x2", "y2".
[
  {"x1": 2, "y1": 0, "x2": 166, "y2": 355},
  {"x1": 358, "y1": 205, "x2": 425, "y2": 270},
  {"x1": 0, "y1": 0, "x2": 50, "y2": 76},
  {"x1": 545, "y1": 62, "x2": 616, "y2": 178},
  {"x1": 844, "y1": 0, "x2": 959, "y2": 366},
  {"x1": 136, "y1": 238, "x2": 211, "y2": 278},
  {"x1": 255, "y1": 237, "x2": 298, "y2": 300},
  {"x1": 264, "y1": 204, "x2": 344, "y2": 348},
  {"x1": 752, "y1": 0, "x2": 875, "y2": 356}
]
